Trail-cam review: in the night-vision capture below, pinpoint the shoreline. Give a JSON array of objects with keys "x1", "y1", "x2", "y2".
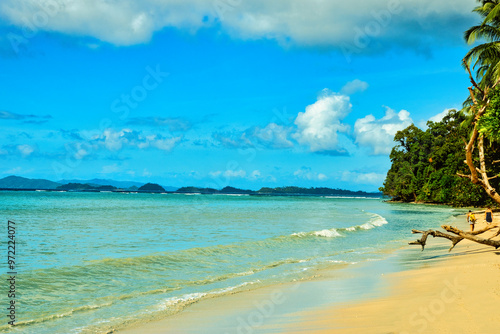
[
  {"x1": 287, "y1": 212, "x2": 500, "y2": 333},
  {"x1": 116, "y1": 209, "x2": 500, "y2": 334},
  {"x1": 117, "y1": 251, "x2": 411, "y2": 334},
  {"x1": 115, "y1": 210, "x2": 462, "y2": 334}
]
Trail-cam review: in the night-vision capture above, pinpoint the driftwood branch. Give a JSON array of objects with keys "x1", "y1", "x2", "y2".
[
  {"x1": 409, "y1": 224, "x2": 500, "y2": 252},
  {"x1": 442, "y1": 225, "x2": 500, "y2": 249},
  {"x1": 410, "y1": 229, "x2": 463, "y2": 252},
  {"x1": 489, "y1": 228, "x2": 500, "y2": 240}
]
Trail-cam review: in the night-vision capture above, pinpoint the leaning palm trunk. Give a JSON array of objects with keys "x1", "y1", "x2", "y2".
[{"x1": 457, "y1": 1, "x2": 500, "y2": 205}]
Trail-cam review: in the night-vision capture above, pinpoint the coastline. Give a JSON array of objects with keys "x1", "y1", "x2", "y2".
[
  {"x1": 116, "y1": 210, "x2": 500, "y2": 334},
  {"x1": 117, "y1": 251, "x2": 412, "y2": 334},
  {"x1": 287, "y1": 212, "x2": 500, "y2": 333}
]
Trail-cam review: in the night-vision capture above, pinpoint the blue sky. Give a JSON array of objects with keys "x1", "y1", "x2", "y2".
[{"x1": 0, "y1": 0, "x2": 479, "y2": 191}]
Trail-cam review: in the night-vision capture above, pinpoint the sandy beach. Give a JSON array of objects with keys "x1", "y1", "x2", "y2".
[
  {"x1": 288, "y1": 211, "x2": 500, "y2": 334},
  {"x1": 118, "y1": 210, "x2": 500, "y2": 334}
]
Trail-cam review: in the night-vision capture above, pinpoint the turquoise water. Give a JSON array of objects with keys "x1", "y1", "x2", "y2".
[{"x1": 0, "y1": 191, "x2": 465, "y2": 333}]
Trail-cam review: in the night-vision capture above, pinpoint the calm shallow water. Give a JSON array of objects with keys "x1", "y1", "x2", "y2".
[{"x1": 0, "y1": 191, "x2": 465, "y2": 333}]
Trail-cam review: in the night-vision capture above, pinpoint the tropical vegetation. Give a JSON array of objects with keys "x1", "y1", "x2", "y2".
[{"x1": 381, "y1": 0, "x2": 500, "y2": 206}]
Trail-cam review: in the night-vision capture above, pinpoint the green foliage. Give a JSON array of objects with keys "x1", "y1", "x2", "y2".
[
  {"x1": 463, "y1": 0, "x2": 500, "y2": 89},
  {"x1": 380, "y1": 109, "x2": 498, "y2": 207},
  {"x1": 478, "y1": 88, "x2": 500, "y2": 142}
]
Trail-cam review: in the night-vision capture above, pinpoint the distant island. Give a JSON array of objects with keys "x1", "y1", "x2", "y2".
[
  {"x1": 138, "y1": 183, "x2": 165, "y2": 192},
  {"x1": 0, "y1": 175, "x2": 381, "y2": 197}
]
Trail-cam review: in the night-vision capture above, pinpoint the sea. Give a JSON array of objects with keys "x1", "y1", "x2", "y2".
[{"x1": 0, "y1": 191, "x2": 466, "y2": 333}]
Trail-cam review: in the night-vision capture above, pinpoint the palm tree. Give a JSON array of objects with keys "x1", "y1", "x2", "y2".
[
  {"x1": 459, "y1": 0, "x2": 500, "y2": 204},
  {"x1": 464, "y1": 0, "x2": 500, "y2": 90}
]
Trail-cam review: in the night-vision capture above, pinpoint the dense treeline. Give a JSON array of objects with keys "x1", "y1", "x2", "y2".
[{"x1": 380, "y1": 109, "x2": 500, "y2": 207}]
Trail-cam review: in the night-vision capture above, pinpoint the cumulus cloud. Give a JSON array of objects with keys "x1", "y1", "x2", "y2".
[
  {"x1": 209, "y1": 169, "x2": 247, "y2": 179},
  {"x1": 17, "y1": 144, "x2": 35, "y2": 157},
  {"x1": 294, "y1": 166, "x2": 328, "y2": 181},
  {"x1": 428, "y1": 108, "x2": 453, "y2": 123},
  {"x1": 249, "y1": 170, "x2": 261, "y2": 180},
  {"x1": 354, "y1": 107, "x2": 413, "y2": 155},
  {"x1": 250, "y1": 123, "x2": 293, "y2": 149},
  {"x1": 0, "y1": 0, "x2": 475, "y2": 53},
  {"x1": 223, "y1": 169, "x2": 246, "y2": 178},
  {"x1": 293, "y1": 89, "x2": 351, "y2": 154},
  {"x1": 73, "y1": 142, "x2": 90, "y2": 160},
  {"x1": 340, "y1": 79, "x2": 369, "y2": 95}
]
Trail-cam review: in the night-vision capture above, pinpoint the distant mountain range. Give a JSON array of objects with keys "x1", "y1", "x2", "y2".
[
  {"x1": 0, "y1": 176, "x2": 177, "y2": 191},
  {"x1": 0, "y1": 175, "x2": 61, "y2": 189},
  {"x1": 0, "y1": 175, "x2": 381, "y2": 197}
]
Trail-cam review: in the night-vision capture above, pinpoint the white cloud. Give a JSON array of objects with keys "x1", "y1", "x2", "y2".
[
  {"x1": 17, "y1": 144, "x2": 34, "y2": 157},
  {"x1": 93, "y1": 128, "x2": 181, "y2": 152},
  {"x1": 209, "y1": 169, "x2": 247, "y2": 179},
  {"x1": 294, "y1": 167, "x2": 328, "y2": 181},
  {"x1": 223, "y1": 169, "x2": 246, "y2": 178},
  {"x1": 251, "y1": 123, "x2": 293, "y2": 149},
  {"x1": 354, "y1": 107, "x2": 413, "y2": 155},
  {"x1": 208, "y1": 171, "x2": 222, "y2": 178},
  {"x1": 341, "y1": 171, "x2": 385, "y2": 185},
  {"x1": 152, "y1": 137, "x2": 182, "y2": 151},
  {"x1": 250, "y1": 170, "x2": 261, "y2": 180},
  {"x1": 293, "y1": 89, "x2": 351, "y2": 153},
  {"x1": 0, "y1": 0, "x2": 475, "y2": 51},
  {"x1": 318, "y1": 173, "x2": 328, "y2": 181},
  {"x1": 73, "y1": 142, "x2": 90, "y2": 160},
  {"x1": 340, "y1": 79, "x2": 369, "y2": 95},
  {"x1": 429, "y1": 108, "x2": 453, "y2": 123}
]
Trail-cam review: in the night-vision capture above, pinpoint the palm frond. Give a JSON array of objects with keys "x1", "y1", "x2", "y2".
[{"x1": 484, "y1": 2, "x2": 500, "y2": 25}]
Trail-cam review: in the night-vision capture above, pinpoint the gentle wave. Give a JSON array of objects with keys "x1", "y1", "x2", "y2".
[
  {"x1": 291, "y1": 213, "x2": 388, "y2": 238},
  {"x1": 156, "y1": 281, "x2": 256, "y2": 313},
  {"x1": 15, "y1": 212, "x2": 389, "y2": 333},
  {"x1": 2, "y1": 302, "x2": 113, "y2": 330}
]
